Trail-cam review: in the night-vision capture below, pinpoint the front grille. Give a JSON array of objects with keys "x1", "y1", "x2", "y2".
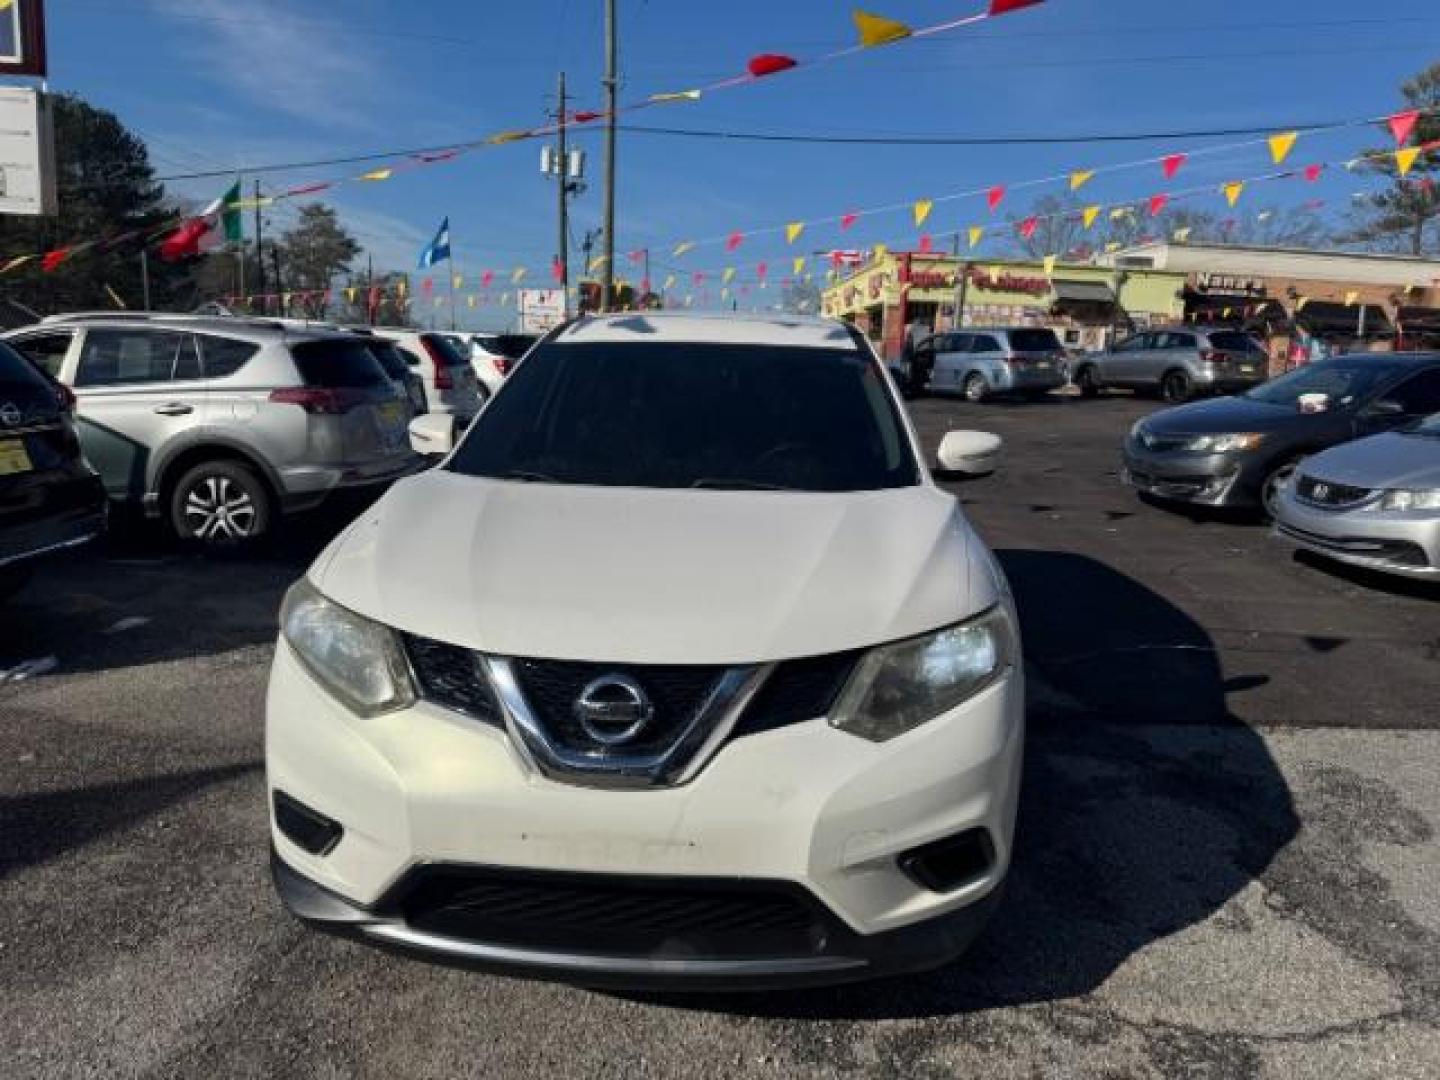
[
  {"x1": 396, "y1": 866, "x2": 830, "y2": 959},
  {"x1": 513, "y1": 658, "x2": 724, "y2": 756},
  {"x1": 1133, "y1": 433, "x2": 1191, "y2": 453},
  {"x1": 402, "y1": 634, "x2": 502, "y2": 726},
  {"x1": 736, "y1": 651, "x2": 861, "y2": 736},
  {"x1": 1295, "y1": 475, "x2": 1374, "y2": 508}
]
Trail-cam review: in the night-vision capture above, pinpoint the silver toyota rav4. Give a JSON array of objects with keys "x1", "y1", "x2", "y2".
[{"x1": 3, "y1": 315, "x2": 423, "y2": 549}]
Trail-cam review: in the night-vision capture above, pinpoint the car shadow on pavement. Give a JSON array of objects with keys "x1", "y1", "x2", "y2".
[
  {"x1": 638, "y1": 551, "x2": 1299, "y2": 1021},
  {"x1": 0, "y1": 761, "x2": 261, "y2": 879}
]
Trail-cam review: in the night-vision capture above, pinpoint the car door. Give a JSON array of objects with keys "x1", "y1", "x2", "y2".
[
  {"x1": 69, "y1": 328, "x2": 208, "y2": 503},
  {"x1": 1136, "y1": 332, "x2": 1189, "y2": 388},
  {"x1": 1102, "y1": 333, "x2": 1149, "y2": 385},
  {"x1": 931, "y1": 333, "x2": 967, "y2": 390},
  {"x1": 1356, "y1": 366, "x2": 1440, "y2": 436}
]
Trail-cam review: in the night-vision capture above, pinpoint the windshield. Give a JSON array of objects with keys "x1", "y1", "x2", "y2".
[
  {"x1": 1243, "y1": 356, "x2": 1409, "y2": 409},
  {"x1": 447, "y1": 341, "x2": 918, "y2": 491}
]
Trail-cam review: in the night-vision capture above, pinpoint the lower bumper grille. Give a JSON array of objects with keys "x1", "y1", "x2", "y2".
[
  {"x1": 1278, "y1": 523, "x2": 1432, "y2": 567},
  {"x1": 396, "y1": 866, "x2": 831, "y2": 959}
]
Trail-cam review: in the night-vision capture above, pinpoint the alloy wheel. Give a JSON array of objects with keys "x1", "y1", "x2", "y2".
[{"x1": 183, "y1": 476, "x2": 258, "y2": 541}]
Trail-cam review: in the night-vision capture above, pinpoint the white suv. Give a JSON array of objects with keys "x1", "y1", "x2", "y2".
[
  {"x1": 368, "y1": 329, "x2": 483, "y2": 417},
  {"x1": 266, "y1": 312, "x2": 1022, "y2": 989}
]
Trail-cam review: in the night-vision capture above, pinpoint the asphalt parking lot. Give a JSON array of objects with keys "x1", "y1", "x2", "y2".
[{"x1": 3, "y1": 393, "x2": 1438, "y2": 1079}]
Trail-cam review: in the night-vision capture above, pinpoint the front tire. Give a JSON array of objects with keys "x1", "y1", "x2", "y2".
[
  {"x1": 1075, "y1": 365, "x2": 1101, "y2": 398},
  {"x1": 1261, "y1": 459, "x2": 1300, "y2": 521},
  {"x1": 169, "y1": 460, "x2": 272, "y2": 550},
  {"x1": 1160, "y1": 370, "x2": 1193, "y2": 403},
  {"x1": 962, "y1": 372, "x2": 989, "y2": 403}
]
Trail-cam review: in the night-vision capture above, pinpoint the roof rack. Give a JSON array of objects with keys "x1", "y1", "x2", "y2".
[{"x1": 36, "y1": 311, "x2": 364, "y2": 334}]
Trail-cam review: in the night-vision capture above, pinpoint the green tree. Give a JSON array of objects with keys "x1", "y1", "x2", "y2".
[
  {"x1": 0, "y1": 93, "x2": 192, "y2": 316},
  {"x1": 278, "y1": 204, "x2": 360, "y2": 314},
  {"x1": 1346, "y1": 62, "x2": 1440, "y2": 255}
]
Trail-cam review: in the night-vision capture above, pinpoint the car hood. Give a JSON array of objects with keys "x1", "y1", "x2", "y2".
[
  {"x1": 1141, "y1": 394, "x2": 1311, "y2": 435},
  {"x1": 311, "y1": 470, "x2": 998, "y2": 664},
  {"x1": 1301, "y1": 431, "x2": 1440, "y2": 489}
]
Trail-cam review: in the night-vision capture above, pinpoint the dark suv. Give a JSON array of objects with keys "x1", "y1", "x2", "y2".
[{"x1": 0, "y1": 342, "x2": 106, "y2": 598}]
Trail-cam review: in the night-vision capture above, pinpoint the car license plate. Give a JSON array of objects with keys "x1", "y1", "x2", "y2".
[
  {"x1": 1035, "y1": 361, "x2": 1051, "y2": 370},
  {"x1": 1240, "y1": 365, "x2": 1256, "y2": 374},
  {"x1": 0, "y1": 438, "x2": 32, "y2": 475}
]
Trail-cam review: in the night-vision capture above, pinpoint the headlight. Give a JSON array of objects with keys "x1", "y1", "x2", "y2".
[
  {"x1": 1378, "y1": 488, "x2": 1440, "y2": 512},
  {"x1": 830, "y1": 608, "x2": 1014, "y2": 743},
  {"x1": 1181, "y1": 433, "x2": 1266, "y2": 453},
  {"x1": 280, "y1": 577, "x2": 416, "y2": 716}
]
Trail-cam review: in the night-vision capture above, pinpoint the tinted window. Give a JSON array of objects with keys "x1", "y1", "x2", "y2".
[
  {"x1": 75, "y1": 330, "x2": 191, "y2": 387},
  {"x1": 1245, "y1": 356, "x2": 1411, "y2": 409},
  {"x1": 448, "y1": 342, "x2": 918, "y2": 492},
  {"x1": 1379, "y1": 367, "x2": 1440, "y2": 416},
  {"x1": 420, "y1": 333, "x2": 470, "y2": 368},
  {"x1": 492, "y1": 333, "x2": 539, "y2": 359},
  {"x1": 1007, "y1": 329, "x2": 1062, "y2": 352},
  {"x1": 289, "y1": 339, "x2": 391, "y2": 389},
  {"x1": 198, "y1": 335, "x2": 260, "y2": 379},
  {"x1": 1207, "y1": 331, "x2": 1262, "y2": 353},
  {"x1": 971, "y1": 336, "x2": 1002, "y2": 353},
  {"x1": 0, "y1": 341, "x2": 59, "y2": 410},
  {"x1": 1114, "y1": 335, "x2": 1147, "y2": 352},
  {"x1": 11, "y1": 331, "x2": 73, "y2": 378},
  {"x1": 365, "y1": 341, "x2": 409, "y2": 382},
  {"x1": 1160, "y1": 332, "x2": 1196, "y2": 349}
]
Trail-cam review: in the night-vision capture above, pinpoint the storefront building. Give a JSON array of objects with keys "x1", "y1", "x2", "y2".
[{"x1": 821, "y1": 251, "x2": 1187, "y2": 360}]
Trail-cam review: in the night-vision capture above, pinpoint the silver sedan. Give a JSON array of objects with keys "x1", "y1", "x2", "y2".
[{"x1": 1273, "y1": 418, "x2": 1440, "y2": 581}]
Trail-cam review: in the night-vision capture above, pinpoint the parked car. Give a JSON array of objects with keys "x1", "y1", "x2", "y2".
[
  {"x1": 914, "y1": 327, "x2": 1067, "y2": 401},
  {"x1": 268, "y1": 312, "x2": 1021, "y2": 989},
  {"x1": 1273, "y1": 416, "x2": 1440, "y2": 581},
  {"x1": 0, "y1": 340, "x2": 107, "y2": 598},
  {"x1": 362, "y1": 337, "x2": 427, "y2": 415},
  {"x1": 1122, "y1": 352, "x2": 1440, "y2": 516},
  {"x1": 369, "y1": 329, "x2": 484, "y2": 416},
  {"x1": 3, "y1": 316, "x2": 422, "y2": 549},
  {"x1": 467, "y1": 332, "x2": 539, "y2": 397},
  {"x1": 1075, "y1": 327, "x2": 1269, "y2": 402}
]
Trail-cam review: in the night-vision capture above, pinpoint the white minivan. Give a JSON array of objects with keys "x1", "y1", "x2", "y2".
[{"x1": 266, "y1": 312, "x2": 1022, "y2": 989}]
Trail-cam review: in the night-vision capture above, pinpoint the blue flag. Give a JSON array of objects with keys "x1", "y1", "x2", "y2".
[{"x1": 418, "y1": 217, "x2": 451, "y2": 269}]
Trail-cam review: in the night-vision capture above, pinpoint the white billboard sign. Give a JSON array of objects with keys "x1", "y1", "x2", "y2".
[
  {"x1": 518, "y1": 288, "x2": 566, "y2": 332},
  {"x1": 0, "y1": 87, "x2": 57, "y2": 216}
]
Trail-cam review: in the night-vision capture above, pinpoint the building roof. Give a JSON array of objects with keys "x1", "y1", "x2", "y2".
[
  {"x1": 554, "y1": 311, "x2": 855, "y2": 349},
  {"x1": 1100, "y1": 241, "x2": 1440, "y2": 288}
]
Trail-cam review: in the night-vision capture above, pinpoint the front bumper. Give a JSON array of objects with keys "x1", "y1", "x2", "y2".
[
  {"x1": 265, "y1": 639, "x2": 1023, "y2": 987},
  {"x1": 1273, "y1": 493, "x2": 1440, "y2": 580},
  {"x1": 0, "y1": 474, "x2": 107, "y2": 570},
  {"x1": 1121, "y1": 442, "x2": 1251, "y2": 506}
]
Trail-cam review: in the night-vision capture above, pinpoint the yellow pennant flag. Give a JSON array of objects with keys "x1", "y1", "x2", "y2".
[
  {"x1": 1173, "y1": 227, "x2": 1192, "y2": 242},
  {"x1": 785, "y1": 221, "x2": 805, "y2": 245},
  {"x1": 913, "y1": 199, "x2": 933, "y2": 228},
  {"x1": 1081, "y1": 206, "x2": 1101, "y2": 230},
  {"x1": 1070, "y1": 170, "x2": 1094, "y2": 191},
  {"x1": 968, "y1": 226, "x2": 984, "y2": 249},
  {"x1": 1224, "y1": 181, "x2": 1245, "y2": 208},
  {"x1": 1042, "y1": 255, "x2": 1057, "y2": 276},
  {"x1": 588, "y1": 255, "x2": 608, "y2": 273},
  {"x1": 650, "y1": 89, "x2": 702, "y2": 104},
  {"x1": 344, "y1": 286, "x2": 357, "y2": 302},
  {"x1": 672, "y1": 241, "x2": 695, "y2": 257},
  {"x1": 511, "y1": 267, "x2": 526, "y2": 283},
  {"x1": 1345, "y1": 290, "x2": 1360, "y2": 307},
  {"x1": 792, "y1": 256, "x2": 806, "y2": 275},
  {"x1": 1396, "y1": 146, "x2": 1422, "y2": 176},
  {"x1": 722, "y1": 267, "x2": 736, "y2": 284},
  {"x1": 1268, "y1": 131, "x2": 1298, "y2": 165},
  {"x1": 452, "y1": 274, "x2": 464, "y2": 290},
  {"x1": 359, "y1": 168, "x2": 392, "y2": 182},
  {"x1": 853, "y1": 9, "x2": 912, "y2": 48},
  {"x1": 1104, "y1": 242, "x2": 1121, "y2": 253},
  {"x1": 488, "y1": 130, "x2": 529, "y2": 145}
]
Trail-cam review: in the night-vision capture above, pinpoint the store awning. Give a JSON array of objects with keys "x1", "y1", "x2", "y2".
[
  {"x1": 1396, "y1": 305, "x2": 1440, "y2": 333},
  {"x1": 1296, "y1": 302, "x2": 1393, "y2": 338},
  {"x1": 1051, "y1": 279, "x2": 1116, "y2": 304}
]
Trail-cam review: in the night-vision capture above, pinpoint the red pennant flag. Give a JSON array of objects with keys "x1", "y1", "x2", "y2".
[
  {"x1": 574, "y1": 111, "x2": 603, "y2": 123},
  {"x1": 627, "y1": 249, "x2": 645, "y2": 264},
  {"x1": 693, "y1": 271, "x2": 706, "y2": 285},
  {"x1": 41, "y1": 247, "x2": 72, "y2": 273},
  {"x1": 747, "y1": 54, "x2": 797, "y2": 78},
  {"x1": 481, "y1": 270, "x2": 494, "y2": 287},
  {"x1": 840, "y1": 211, "x2": 859, "y2": 230},
  {"x1": 725, "y1": 231, "x2": 743, "y2": 252},
  {"x1": 990, "y1": 0, "x2": 1045, "y2": 14},
  {"x1": 756, "y1": 261, "x2": 768, "y2": 279},
  {"x1": 1388, "y1": 109, "x2": 1420, "y2": 146},
  {"x1": 1018, "y1": 217, "x2": 1038, "y2": 240},
  {"x1": 987, "y1": 186, "x2": 1006, "y2": 211},
  {"x1": 1148, "y1": 193, "x2": 1169, "y2": 216},
  {"x1": 917, "y1": 234, "x2": 934, "y2": 254},
  {"x1": 1161, "y1": 153, "x2": 1186, "y2": 179},
  {"x1": 550, "y1": 258, "x2": 564, "y2": 283},
  {"x1": 1303, "y1": 163, "x2": 1324, "y2": 182},
  {"x1": 421, "y1": 277, "x2": 434, "y2": 296},
  {"x1": 830, "y1": 251, "x2": 844, "y2": 268}
]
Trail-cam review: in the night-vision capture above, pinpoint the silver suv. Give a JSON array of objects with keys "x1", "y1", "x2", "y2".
[
  {"x1": 1073, "y1": 327, "x2": 1268, "y2": 402},
  {"x1": 3, "y1": 315, "x2": 422, "y2": 549}
]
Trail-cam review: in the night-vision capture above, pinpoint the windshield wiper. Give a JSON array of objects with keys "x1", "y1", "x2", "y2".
[
  {"x1": 499, "y1": 469, "x2": 562, "y2": 484},
  {"x1": 689, "y1": 477, "x2": 800, "y2": 491}
]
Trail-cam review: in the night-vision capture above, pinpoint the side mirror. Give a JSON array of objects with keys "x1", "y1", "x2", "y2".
[
  {"x1": 409, "y1": 413, "x2": 456, "y2": 456},
  {"x1": 936, "y1": 430, "x2": 1002, "y2": 477}
]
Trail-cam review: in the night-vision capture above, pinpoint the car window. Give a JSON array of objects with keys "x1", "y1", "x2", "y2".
[
  {"x1": 364, "y1": 341, "x2": 410, "y2": 382},
  {"x1": 971, "y1": 335, "x2": 1001, "y2": 354},
  {"x1": 289, "y1": 338, "x2": 391, "y2": 389},
  {"x1": 1114, "y1": 335, "x2": 1146, "y2": 352},
  {"x1": 419, "y1": 333, "x2": 471, "y2": 368},
  {"x1": 0, "y1": 340, "x2": 60, "y2": 411},
  {"x1": 1207, "y1": 331, "x2": 1261, "y2": 353},
  {"x1": 448, "y1": 341, "x2": 918, "y2": 492},
  {"x1": 74, "y1": 329, "x2": 191, "y2": 387},
  {"x1": 10, "y1": 331, "x2": 73, "y2": 378},
  {"x1": 1161, "y1": 332, "x2": 1196, "y2": 349},
  {"x1": 1007, "y1": 329, "x2": 1062, "y2": 352},
  {"x1": 197, "y1": 334, "x2": 260, "y2": 379},
  {"x1": 1377, "y1": 367, "x2": 1440, "y2": 416},
  {"x1": 493, "y1": 334, "x2": 538, "y2": 359},
  {"x1": 397, "y1": 346, "x2": 423, "y2": 369},
  {"x1": 1244, "y1": 356, "x2": 1412, "y2": 409}
]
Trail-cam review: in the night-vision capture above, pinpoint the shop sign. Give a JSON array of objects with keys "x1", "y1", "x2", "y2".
[
  {"x1": 908, "y1": 271, "x2": 955, "y2": 289},
  {"x1": 1196, "y1": 273, "x2": 1266, "y2": 297},
  {"x1": 966, "y1": 267, "x2": 1049, "y2": 296}
]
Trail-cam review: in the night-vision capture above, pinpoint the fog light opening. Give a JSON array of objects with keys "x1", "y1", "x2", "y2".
[
  {"x1": 898, "y1": 828, "x2": 995, "y2": 894},
  {"x1": 273, "y1": 790, "x2": 344, "y2": 856}
]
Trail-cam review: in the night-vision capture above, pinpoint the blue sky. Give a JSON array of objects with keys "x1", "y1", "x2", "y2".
[{"x1": 43, "y1": 0, "x2": 1440, "y2": 326}]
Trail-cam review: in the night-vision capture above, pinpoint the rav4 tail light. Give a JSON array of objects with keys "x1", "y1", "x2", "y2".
[
  {"x1": 420, "y1": 338, "x2": 455, "y2": 390},
  {"x1": 269, "y1": 387, "x2": 366, "y2": 414}
]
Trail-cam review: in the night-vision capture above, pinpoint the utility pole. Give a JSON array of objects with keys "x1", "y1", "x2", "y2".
[
  {"x1": 139, "y1": 249, "x2": 151, "y2": 311},
  {"x1": 601, "y1": 0, "x2": 618, "y2": 311},
  {"x1": 253, "y1": 179, "x2": 266, "y2": 301},
  {"x1": 366, "y1": 253, "x2": 374, "y2": 325},
  {"x1": 556, "y1": 71, "x2": 571, "y2": 317}
]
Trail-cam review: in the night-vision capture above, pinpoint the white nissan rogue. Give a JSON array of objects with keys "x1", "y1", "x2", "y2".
[{"x1": 266, "y1": 312, "x2": 1023, "y2": 989}]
